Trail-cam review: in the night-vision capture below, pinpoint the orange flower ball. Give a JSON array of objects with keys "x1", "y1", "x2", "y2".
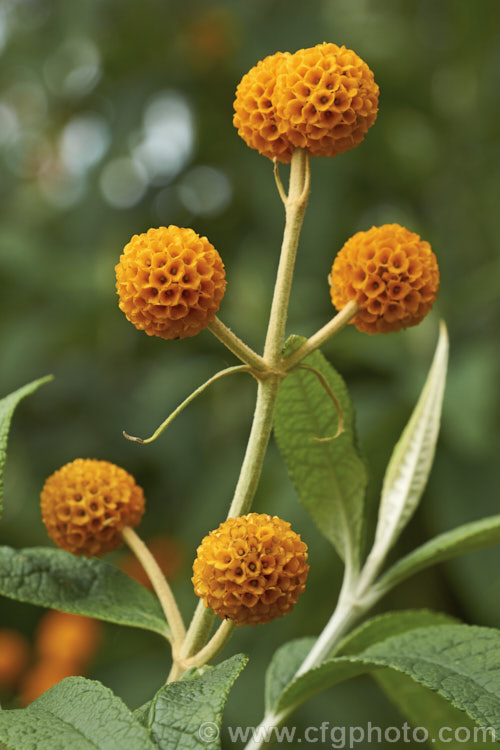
[
  {"x1": 36, "y1": 611, "x2": 102, "y2": 667},
  {"x1": 115, "y1": 226, "x2": 226, "y2": 340},
  {"x1": 233, "y1": 52, "x2": 293, "y2": 163},
  {"x1": 233, "y1": 42, "x2": 379, "y2": 162},
  {"x1": 0, "y1": 629, "x2": 30, "y2": 691},
  {"x1": 329, "y1": 224, "x2": 440, "y2": 334},
  {"x1": 19, "y1": 660, "x2": 79, "y2": 706},
  {"x1": 192, "y1": 513, "x2": 309, "y2": 626},
  {"x1": 41, "y1": 459, "x2": 145, "y2": 557}
]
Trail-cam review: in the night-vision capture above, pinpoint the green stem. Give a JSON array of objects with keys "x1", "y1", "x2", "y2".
[
  {"x1": 185, "y1": 620, "x2": 235, "y2": 669},
  {"x1": 178, "y1": 149, "x2": 311, "y2": 670},
  {"x1": 122, "y1": 527, "x2": 185, "y2": 647},
  {"x1": 227, "y1": 377, "x2": 281, "y2": 518},
  {"x1": 177, "y1": 600, "x2": 215, "y2": 665},
  {"x1": 123, "y1": 365, "x2": 251, "y2": 445},
  {"x1": 283, "y1": 300, "x2": 359, "y2": 371},
  {"x1": 178, "y1": 376, "x2": 280, "y2": 662},
  {"x1": 209, "y1": 317, "x2": 267, "y2": 372},
  {"x1": 264, "y1": 148, "x2": 310, "y2": 366}
]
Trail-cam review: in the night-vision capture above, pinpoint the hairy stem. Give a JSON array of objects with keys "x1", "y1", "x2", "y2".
[
  {"x1": 178, "y1": 600, "x2": 215, "y2": 665},
  {"x1": 227, "y1": 376, "x2": 281, "y2": 518},
  {"x1": 177, "y1": 150, "x2": 311, "y2": 670},
  {"x1": 264, "y1": 149, "x2": 311, "y2": 366},
  {"x1": 185, "y1": 620, "x2": 236, "y2": 669},
  {"x1": 283, "y1": 300, "x2": 359, "y2": 371},
  {"x1": 209, "y1": 317, "x2": 267, "y2": 372},
  {"x1": 122, "y1": 527, "x2": 186, "y2": 646}
]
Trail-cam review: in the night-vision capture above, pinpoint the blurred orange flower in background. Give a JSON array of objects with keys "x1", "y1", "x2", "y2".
[
  {"x1": 19, "y1": 611, "x2": 102, "y2": 706},
  {"x1": 0, "y1": 629, "x2": 30, "y2": 692}
]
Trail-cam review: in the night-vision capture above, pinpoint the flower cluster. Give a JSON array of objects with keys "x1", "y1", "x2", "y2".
[
  {"x1": 41, "y1": 459, "x2": 145, "y2": 557},
  {"x1": 330, "y1": 223, "x2": 440, "y2": 334},
  {"x1": 233, "y1": 42, "x2": 379, "y2": 162},
  {"x1": 116, "y1": 226, "x2": 226, "y2": 340},
  {"x1": 192, "y1": 513, "x2": 309, "y2": 626}
]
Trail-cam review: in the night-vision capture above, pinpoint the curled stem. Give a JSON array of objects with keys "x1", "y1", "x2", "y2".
[
  {"x1": 209, "y1": 317, "x2": 267, "y2": 372},
  {"x1": 283, "y1": 300, "x2": 359, "y2": 371},
  {"x1": 123, "y1": 365, "x2": 252, "y2": 444},
  {"x1": 121, "y1": 526, "x2": 185, "y2": 647},
  {"x1": 295, "y1": 364, "x2": 344, "y2": 442},
  {"x1": 273, "y1": 158, "x2": 287, "y2": 205}
]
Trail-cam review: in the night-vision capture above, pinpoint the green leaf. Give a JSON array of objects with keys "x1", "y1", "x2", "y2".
[
  {"x1": 0, "y1": 546, "x2": 170, "y2": 639},
  {"x1": 266, "y1": 611, "x2": 452, "y2": 715},
  {"x1": 274, "y1": 336, "x2": 367, "y2": 564},
  {"x1": 374, "y1": 671, "x2": 496, "y2": 748},
  {"x1": 0, "y1": 376, "x2": 52, "y2": 520},
  {"x1": 338, "y1": 613, "x2": 488, "y2": 748},
  {"x1": 275, "y1": 655, "x2": 367, "y2": 715},
  {"x1": 265, "y1": 637, "x2": 314, "y2": 714},
  {"x1": 370, "y1": 322, "x2": 449, "y2": 560},
  {"x1": 376, "y1": 515, "x2": 500, "y2": 594},
  {"x1": 335, "y1": 609, "x2": 456, "y2": 656},
  {"x1": 132, "y1": 669, "x2": 202, "y2": 728},
  {"x1": 143, "y1": 654, "x2": 247, "y2": 749},
  {"x1": 133, "y1": 702, "x2": 152, "y2": 728},
  {"x1": 0, "y1": 676, "x2": 156, "y2": 750},
  {"x1": 276, "y1": 624, "x2": 500, "y2": 742}
]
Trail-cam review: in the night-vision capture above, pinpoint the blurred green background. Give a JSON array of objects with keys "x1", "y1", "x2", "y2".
[{"x1": 0, "y1": 0, "x2": 499, "y2": 745}]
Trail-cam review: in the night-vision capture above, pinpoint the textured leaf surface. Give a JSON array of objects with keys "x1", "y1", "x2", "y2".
[
  {"x1": 0, "y1": 546, "x2": 170, "y2": 638},
  {"x1": 0, "y1": 376, "x2": 52, "y2": 520},
  {"x1": 267, "y1": 612, "x2": 452, "y2": 715},
  {"x1": 144, "y1": 654, "x2": 247, "y2": 749},
  {"x1": 371, "y1": 322, "x2": 448, "y2": 558},
  {"x1": 274, "y1": 336, "x2": 367, "y2": 563},
  {"x1": 265, "y1": 637, "x2": 314, "y2": 713},
  {"x1": 376, "y1": 515, "x2": 500, "y2": 593},
  {"x1": 0, "y1": 677, "x2": 156, "y2": 750},
  {"x1": 375, "y1": 670, "x2": 496, "y2": 748},
  {"x1": 276, "y1": 624, "x2": 500, "y2": 742},
  {"x1": 336, "y1": 609, "x2": 456, "y2": 656}
]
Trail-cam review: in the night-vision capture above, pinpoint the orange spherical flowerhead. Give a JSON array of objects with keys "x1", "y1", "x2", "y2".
[
  {"x1": 233, "y1": 42, "x2": 378, "y2": 162},
  {"x1": 192, "y1": 513, "x2": 309, "y2": 626},
  {"x1": 0, "y1": 629, "x2": 30, "y2": 691},
  {"x1": 115, "y1": 226, "x2": 226, "y2": 341},
  {"x1": 36, "y1": 611, "x2": 102, "y2": 668},
  {"x1": 41, "y1": 459, "x2": 145, "y2": 557},
  {"x1": 233, "y1": 52, "x2": 293, "y2": 163},
  {"x1": 330, "y1": 224, "x2": 440, "y2": 334}
]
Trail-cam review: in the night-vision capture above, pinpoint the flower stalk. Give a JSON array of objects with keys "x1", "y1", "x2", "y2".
[
  {"x1": 121, "y1": 526, "x2": 186, "y2": 647},
  {"x1": 176, "y1": 148, "x2": 311, "y2": 670},
  {"x1": 283, "y1": 300, "x2": 359, "y2": 371}
]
